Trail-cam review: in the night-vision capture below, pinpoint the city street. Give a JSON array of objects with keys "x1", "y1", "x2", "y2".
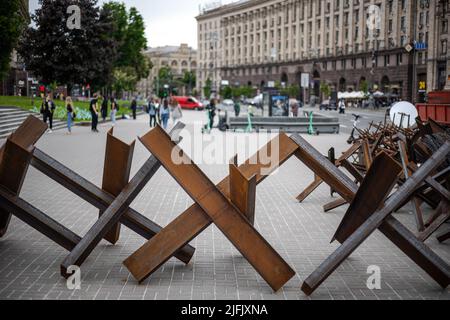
[
  {"x1": 0, "y1": 111, "x2": 448, "y2": 300},
  {"x1": 304, "y1": 106, "x2": 388, "y2": 135}
]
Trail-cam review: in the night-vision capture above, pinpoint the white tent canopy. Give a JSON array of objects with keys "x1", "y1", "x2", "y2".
[{"x1": 338, "y1": 91, "x2": 366, "y2": 99}]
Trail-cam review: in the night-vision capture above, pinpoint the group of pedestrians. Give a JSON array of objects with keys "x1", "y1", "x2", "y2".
[
  {"x1": 89, "y1": 94, "x2": 119, "y2": 133},
  {"x1": 147, "y1": 97, "x2": 183, "y2": 130},
  {"x1": 41, "y1": 93, "x2": 183, "y2": 135}
]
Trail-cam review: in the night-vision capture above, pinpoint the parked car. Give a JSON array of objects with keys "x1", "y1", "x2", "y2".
[
  {"x1": 319, "y1": 99, "x2": 337, "y2": 111},
  {"x1": 172, "y1": 96, "x2": 204, "y2": 110}
]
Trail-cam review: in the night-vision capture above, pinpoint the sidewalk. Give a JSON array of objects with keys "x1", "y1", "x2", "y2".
[{"x1": 0, "y1": 111, "x2": 448, "y2": 300}]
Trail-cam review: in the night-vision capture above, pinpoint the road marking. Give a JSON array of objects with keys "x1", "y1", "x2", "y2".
[{"x1": 341, "y1": 125, "x2": 348, "y2": 128}]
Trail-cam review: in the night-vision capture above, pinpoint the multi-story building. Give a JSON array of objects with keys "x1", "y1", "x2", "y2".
[
  {"x1": 196, "y1": 0, "x2": 450, "y2": 102},
  {"x1": 136, "y1": 43, "x2": 197, "y2": 97}
]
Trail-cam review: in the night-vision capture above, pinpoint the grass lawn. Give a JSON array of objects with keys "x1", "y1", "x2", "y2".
[{"x1": 0, "y1": 96, "x2": 141, "y2": 122}]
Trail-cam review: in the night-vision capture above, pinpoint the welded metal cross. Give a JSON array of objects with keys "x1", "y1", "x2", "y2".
[{"x1": 124, "y1": 126, "x2": 297, "y2": 291}]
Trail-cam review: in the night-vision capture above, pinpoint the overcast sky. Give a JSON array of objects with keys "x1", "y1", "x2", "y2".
[{"x1": 29, "y1": 0, "x2": 236, "y2": 49}]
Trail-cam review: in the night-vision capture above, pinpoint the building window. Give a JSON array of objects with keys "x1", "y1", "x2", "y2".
[
  {"x1": 401, "y1": 35, "x2": 407, "y2": 46},
  {"x1": 442, "y1": 20, "x2": 449, "y2": 34},
  {"x1": 397, "y1": 53, "x2": 403, "y2": 65},
  {"x1": 442, "y1": 40, "x2": 448, "y2": 55}
]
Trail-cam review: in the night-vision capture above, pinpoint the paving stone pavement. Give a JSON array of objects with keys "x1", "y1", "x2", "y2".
[{"x1": 0, "y1": 111, "x2": 449, "y2": 300}]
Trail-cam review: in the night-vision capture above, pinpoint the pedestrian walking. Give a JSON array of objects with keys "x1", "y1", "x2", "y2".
[
  {"x1": 234, "y1": 100, "x2": 241, "y2": 117},
  {"x1": 66, "y1": 96, "x2": 75, "y2": 134},
  {"x1": 155, "y1": 99, "x2": 161, "y2": 125},
  {"x1": 148, "y1": 99, "x2": 157, "y2": 127},
  {"x1": 291, "y1": 101, "x2": 299, "y2": 117},
  {"x1": 339, "y1": 99, "x2": 346, "y2": 114},
  {"x1": 170, "y1": 98, "x2": 183, "y2": 125},
  {"x1": 90, "y1": 93, "x2": 99, "y2": 132},
  {"x1": 110, "y1": 97, "x2": 118, "y2": 126},
  {"x1": 207, "y1": 99, "x2": 216, "y2": 127},
  {"x1": 101, "y1": 97, "x2": 108, "y2": 122},
  {"x1": 160, "y1": 99, "x2": 170, "y2": 130},
  {"x1": 41, "y1": 93, "x2": 56, "y2": 133},
  {"x1": 131, "y1": 98, "x2": 137, "y2": 120}
]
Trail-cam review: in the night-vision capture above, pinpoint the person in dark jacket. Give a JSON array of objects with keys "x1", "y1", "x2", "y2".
[
  {"x1": 131, "y1": 98, "x2": 137, "y2": 120},
  {"x1": 234, "y1": 100, "x2": 241, "y2": 117},
  {"x1": 207, "y1": 99, "x2": 216, "y2": 128},
  {"x1": 90, "y1": 93, "x2": 99, "y2": 133},
  {"x1": 101, "y1": 97, "x2": 108, "y2": 122},
  {"x1": 41, "y1": 93, "x2": 56, "y2": 132},
  {"x1": 148, "y1": 98, "x2": 157, "y2": 127}
]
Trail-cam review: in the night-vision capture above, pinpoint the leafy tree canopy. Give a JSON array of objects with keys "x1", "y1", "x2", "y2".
[
  {"x1": 103, "y1": 2, "x2": 150, "y2": 80},
  {"x1": 18, "y1": 0, "x2": 117, "y2": 91},
  {"x1": 0, "y1": 0, "x2": 26, "y2": 80}
]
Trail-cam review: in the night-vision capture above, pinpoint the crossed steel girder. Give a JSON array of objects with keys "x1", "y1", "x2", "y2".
[
  {"x1": 124, "y1": 126, "x2": 297, "y2": 291},
  {"x1": 0, "y1": 116, "x2": 47, "y2": 237},
  {"x1": 296, "y1": 138, "x2": 450, "y2": 295},
  {"x1": 0, "y1": 118, "x2": 195, "y2": 277}
]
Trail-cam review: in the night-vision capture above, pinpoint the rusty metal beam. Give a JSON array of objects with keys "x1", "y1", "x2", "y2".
[
  {"x1": 417, "y1": 201, "x2": 450, "y2": 242},
  {"x1": 100, "y1": 128, "x2": 135, "y2": 244},
  {"x1": 60, "y1": 123, "x2": 187, "y2": 277},
  {"x1": 362, "y1": 139, "x2": 373, "y2": 169},
  {"x1": 0, "y1": 116, "x2": 47, "y2": 237},
  {"x1": 0, "y1": 140, "x2": 34, "y2": 236},
  {"x1": 323, "y1": 198, "x2": 348, "y2": 213},
  {"x1": 61, "y1": 155, "x2": 161, "y2": 277},
  {"x1": 437, "y1": 230, "x2": 450, "y2": 243},
  {"x1": 398, "y1": 140, "x2": 425, "y2": 232},
  {"x1": 229, "y1": 156, "x2": 257, "y2": 225},
  {"x1": 121, "y1": 129, "x2": 297, "y2": 290},
  {"x1": 117, "y1": 133, "x2": 299, "y2": 284},
  {"x1": 124, "y1": 126, "x2": 295, "y2": 292},
  {"x1": 333, "y1": 152, "x2": 402, "y2": 244},
  {"x1": 30, "y1": 127, "x2": 194, "y2": 265},
  {"x1": 0, "y1": 187, "x2": 82, "y2": 251},
  {"x1": 296, "y1": 175, "x2": 323, "y2": 202},
  {"x1": 290, "y1": 134, "x2": 357, "y2": 203},
  {"x1": 340, "y1": 159, "x2": 364, "y2": 183},
  {"x1": 301, "y1": 142, "x2": 450, "y2": 295}
]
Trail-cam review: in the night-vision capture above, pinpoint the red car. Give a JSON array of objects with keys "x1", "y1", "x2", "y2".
[{"x1": 172, "y1": 96, "x2": 204, "y2": 110}]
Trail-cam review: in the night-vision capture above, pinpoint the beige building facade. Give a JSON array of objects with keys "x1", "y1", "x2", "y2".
[
  {"x1": 196, "y1": 0, "x2": 450, "y2": 102},
  {"x1": 136, "y1": 43, "x2": 197, "y2": 97}
]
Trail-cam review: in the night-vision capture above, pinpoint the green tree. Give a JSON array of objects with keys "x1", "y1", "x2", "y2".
[
  {"x1": 182, "y1": 71, "x2": 196, "y2": 95},
  {"x1": 103, "y1": 2, "x2": 150, "y2": 81},
  {"x1": 113, "y1": 66, "x2": 137, "y2": 96},
  {"x1": 158, "y1": 66, "x2": 173, "y2": 86},
  {"x1": 0, "y1": 0, "x2": 26, "y2": 80},
  {"x1": 320, "y1": 83, "x2": 331, "y2": 99},
  {"x1": 240, "y1": 86, "x2": 256, "y2": 98},
  {"x1": 359, "y1": 80, "x2": 369, "y2": 94},
  {"x1": 220, "y1": 86, "x2": 232, "y2": 99},
  {"x1": 203, "y1": 78, "x2": 212, "y2": 98},
  {"x1": 281, "y1": 85, "x2": 300, "y2": 98},
  {"x1": 18, "y1": 0, "x2": 117, "y2": 92}
]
